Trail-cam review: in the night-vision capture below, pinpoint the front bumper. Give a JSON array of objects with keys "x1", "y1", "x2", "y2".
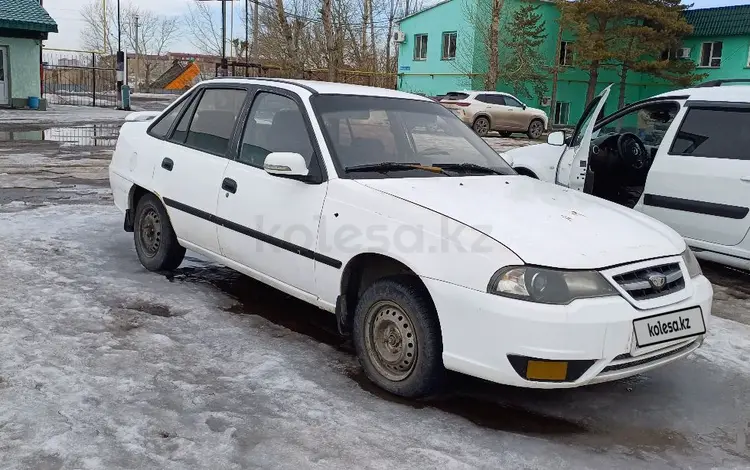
[{"x1": 424, "y1": 274, "x2": 713, "y2": 388}]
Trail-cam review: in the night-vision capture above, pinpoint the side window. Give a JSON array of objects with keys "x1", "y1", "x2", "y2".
[
  {"x1": 504, "y1": 96, "x2": 523, "y2": 108},
  {"x1": 149, "y1": 96, "x2": 190, "y2": 138},
  {"x1": 670, "y1": 107, "x2": 750, "y2": 159},
  {"x1": 239, "y1": 92, "x2": 314, "y2": 167},
  {"x1": 183, "y1": 88, "x2": 247, "y2": 155}
]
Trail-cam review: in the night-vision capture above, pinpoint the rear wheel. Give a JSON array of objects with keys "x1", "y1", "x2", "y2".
[
  {"x1": 134, "y1": 193, "x2": 185, "y2": 271},
  {"x1": 527, "y1": 119, "x2": 545, "y2": 139},
  {"x1": 353, "y1": 277, "x2": 445, "y2": 398},
  {"x1": 472, "y1": 116, "x2": 490, "y2": 137}
]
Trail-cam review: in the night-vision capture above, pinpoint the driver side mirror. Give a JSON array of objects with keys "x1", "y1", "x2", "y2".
[
  {"x1": 522, "y1": 104, "x2": 527, "y2": 110},
  {"x1": 264, "y1": 152, "x2": 309, "y2": 178},
  {"x1": 547, "y1": 130, "x2": 566, "y2": 146}
]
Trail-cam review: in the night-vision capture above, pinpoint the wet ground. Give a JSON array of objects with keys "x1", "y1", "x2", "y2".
[{"x1": 0, "y1": 110, "x2": 749, "y2": 468}]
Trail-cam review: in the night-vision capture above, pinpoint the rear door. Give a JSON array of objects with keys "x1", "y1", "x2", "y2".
[
  {"x1": 152, "y1": 86, "x2": 248, "y2": 254},
  {"x1": 639, "y1": 102, "x2": 750, "y2": 246},
  {"x1": 556, "y1": 85, "x2": 612, "y2": 191}
]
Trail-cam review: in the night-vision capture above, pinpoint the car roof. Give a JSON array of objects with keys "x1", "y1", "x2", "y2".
[
  {"x1": 654, "y1": 85, "x2": 750, "y2": 103},
  {"x1": 201, "y1": 77, "x2": 432, "y2": 101}
]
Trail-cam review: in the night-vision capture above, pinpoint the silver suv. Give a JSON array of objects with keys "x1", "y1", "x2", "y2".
[{"x1": 440, "y1": 91, "x2": 549, "y2": 139}]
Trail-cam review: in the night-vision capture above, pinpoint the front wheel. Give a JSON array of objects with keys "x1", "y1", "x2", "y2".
[
  {"x1": 527, "y1": 119, "x2": 545, "y2": 139},
  {"x1": 133, "y1": 193, "x2": 186, "y2": 271},
  {"x1": 353, "y1": 277, "x2": 445, "y2": 398},
  {"x1": 472, "y1": 117, "x2": 490, "y2": 137}
]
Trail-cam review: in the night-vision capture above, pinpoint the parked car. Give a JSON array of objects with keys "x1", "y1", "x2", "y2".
[
  {"x1": 110, "y1": 78, "x2": 711, "y2": 398},
  {"x1": 506, "y1": 82, "x2": 750, "y2": 272},
  {"x1": 440, "y1": 90, "x2": 548, "y2": 139}
]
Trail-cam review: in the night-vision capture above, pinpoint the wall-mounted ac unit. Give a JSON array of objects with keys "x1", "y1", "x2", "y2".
[
  {"x1": 393, "y1": 31, "x2": 406, "y2": 43},
  {"x1": 676, "y1": 48, "x2": 691, "y2": 59}
]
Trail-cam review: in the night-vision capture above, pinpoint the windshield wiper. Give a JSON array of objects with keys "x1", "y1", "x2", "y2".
[
  {"x1": 433, "y1": 163, "x2": 505, "y2": 175},
  {"x1": 345, "y1": 162, "x2": 450, "y2": 175}
]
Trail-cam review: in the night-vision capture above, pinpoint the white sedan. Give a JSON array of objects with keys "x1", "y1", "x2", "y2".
[{"x1": 109, "y1": 78, "x2": 712, "y2": 398}]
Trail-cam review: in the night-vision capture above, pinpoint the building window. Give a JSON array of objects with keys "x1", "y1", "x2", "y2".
[
  {"x1": 414, "y1": 34, "x2": 428, "y2": 61},
  {"x1": 554, "y1": 102, "x2": 570, "y2": 125},
  {"x1": 700, "y1": 41, "x2": 722, "y2": 67},
  {"x1": 559, "y1": 41, "x2": 573, "y2": 66},
  {"x1": 747, "y1": 45, "x2": 750, "y2": 67},
  {"x1": 441, "y1": 32, "x2": 457, "y2": 60}
]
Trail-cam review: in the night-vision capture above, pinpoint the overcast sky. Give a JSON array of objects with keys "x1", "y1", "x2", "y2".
[{"x1": 43, "y1": 0, "x2": 747, "y2": 54}]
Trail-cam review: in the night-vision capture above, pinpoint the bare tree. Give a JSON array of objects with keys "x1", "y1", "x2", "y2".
[
  {"x1": 80, "y1": 0, "x2": 119, "y2": 55},
  {"x1": 184, "y1": 1, "x2": 223, "y2": 56},
  {"x1": 122, "y1": 7, "x2": 180, "y2": 88},
  {"x1": 321, "y1": 0, "x2": 337, "y2": 80}
]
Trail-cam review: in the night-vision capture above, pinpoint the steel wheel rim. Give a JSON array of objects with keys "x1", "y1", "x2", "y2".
[
  {"x1": 475, "y1": 119, "x2": 489, "y2": 135},
  {"x1": 139, "y1": 208, "x2": 162, "y2": 258},
  {"x1": 530, "y1": 121, "x2": 543, "y2": 138},
  {"x1": 364, "y1": 300, "x2": 418, "y2": 382}
]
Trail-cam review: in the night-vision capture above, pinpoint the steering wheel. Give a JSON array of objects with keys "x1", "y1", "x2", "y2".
[{"x1": 616, "y1": 133, "x2": 649, "y2": 171}]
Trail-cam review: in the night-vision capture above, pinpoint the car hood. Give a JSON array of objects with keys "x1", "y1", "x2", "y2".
[{"x1": 357, "y1": 176, "x2": 685, "y2": 269}]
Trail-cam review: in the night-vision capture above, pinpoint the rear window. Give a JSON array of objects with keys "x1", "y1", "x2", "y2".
[
  {"x1": 442, "y1": 92, "x2": 469, "y2": 101},
  {"x1": 670, "y1": 107, "x2": 750, "y2": 160}
]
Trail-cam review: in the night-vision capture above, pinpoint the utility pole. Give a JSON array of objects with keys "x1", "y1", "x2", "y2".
[
  {"x1": 220, "y1": 0, "x2": 228, "y2": 76},
  {"x1": 116, "y1": 0, "x2": 124, "y2": 105},
  {"x1": 245, "y1": 0, "x2": 249, "y2": 66},
  {"x1": 252, "y1": 0, "x2": 259, "y2": 65},
  {"x1": 134, "y1": 15, "x2": 140, "y2": 92}
]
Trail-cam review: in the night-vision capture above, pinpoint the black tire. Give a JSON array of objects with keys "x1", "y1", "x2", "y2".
[
  {"x1": 498, "y1": 131, "x2": 513, "y2": 138},
  {"x1": 472, "y1": 116, "x2": 490, "y2": 137},
  {"x1": 352, "y1": 276, "x2": 445, "y2": 398},
  {"x1": 527, "y1": 119, "x2": 545, "y2": 139},
  {"x1": 133, "y1": 193, "x2": 185, "y2": 272}
]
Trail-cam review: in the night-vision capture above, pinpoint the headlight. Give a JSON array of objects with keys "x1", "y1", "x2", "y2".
[
  {"x1": 681, "y1": 248, "x2": 702, "y2": 278},
  {"x1": 488, "y1": 266, "x2": 618, "y2": 305}
]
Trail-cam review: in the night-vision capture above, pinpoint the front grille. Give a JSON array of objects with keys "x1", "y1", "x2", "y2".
[
  {"x1": 612, "y1": 262, "x2": 684, "y2": 300},
  {"x1": 601, "y1": 339, "x2": 698, "y2": 373}
]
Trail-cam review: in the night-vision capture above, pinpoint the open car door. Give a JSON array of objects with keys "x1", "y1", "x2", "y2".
[{"x1": 555, "y1": 85, "x2": 612, "y2": 191}]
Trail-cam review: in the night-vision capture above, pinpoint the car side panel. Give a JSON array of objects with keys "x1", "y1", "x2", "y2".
[{"x1": 109, "y1": 122, "x2": 161, "y2": 212}]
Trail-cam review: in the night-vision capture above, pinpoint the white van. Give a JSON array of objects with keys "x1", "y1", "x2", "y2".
[{"x1": 507, "y1": 81, "x2": 750, "y2": 271}]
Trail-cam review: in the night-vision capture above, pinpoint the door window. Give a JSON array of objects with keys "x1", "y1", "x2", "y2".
[
  {"x1": 670, "y1": 107, "x2": 750, "y2": 159},
  {"x1": 477, "y1": 94, "x2": 505, "y2": 105},
  {"x1": 504, "y1": 96, "x2": 523, "y2": 108},
  {"x1": 239, "y1": 92, "x2": 314, "y2": 167},
  {"x1": 183, "y1": 88, "x2": 247, "y2": 155}
]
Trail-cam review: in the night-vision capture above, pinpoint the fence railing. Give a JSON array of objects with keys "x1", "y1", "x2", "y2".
[{"x1": 42, "y1": 49, "x2": 117, "y2": 108}]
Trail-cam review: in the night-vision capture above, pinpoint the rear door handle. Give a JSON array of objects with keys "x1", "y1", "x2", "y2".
[
  {"x1": 222, "y1": 178, "x2": 237, "y2": 194},
  {"x1": 161, "y1": 158, "x2": 174, "y2": 171}
]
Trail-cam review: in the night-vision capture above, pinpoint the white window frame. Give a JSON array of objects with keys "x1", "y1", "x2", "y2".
[
  {"x1": 554, "y1": 101, "x2": 570, "y2": 125},
  {"x1": 414, "y1": 34, "x2": 428, "y2": 61},
  {"x1": 559, "y1": 41, "x2": 573, "y2": 66},
  {"x1": 747, "y1": 44, "x2": 750, "y2": 67},
  {"x1": 441, "y1": 32, "x2": 457, "y2": 60},
  {"x1": 699, "y1": 41, "x2": 723, "y2": 68}
]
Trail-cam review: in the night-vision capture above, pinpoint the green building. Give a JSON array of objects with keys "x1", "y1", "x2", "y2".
[
  {"x1": 395, "y1": 1, "x2": 750, "y2": 125},
  {"x1": 0, "y1": 0, "x2": 58, "y2": 108}
]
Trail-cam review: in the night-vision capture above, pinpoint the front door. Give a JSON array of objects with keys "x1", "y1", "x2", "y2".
[
  {"x1": 0, "y1": 47, "x2": 8, "y2": 105},
  {"x1": 216, "y1": 88, "x2": 327, "y2": 294},
  {"x1": 639, "y1": 102, "x2": 750, "y2": 246},
  {"x1": 555, "y1": 85, "x2": 612, "y2": 191}
]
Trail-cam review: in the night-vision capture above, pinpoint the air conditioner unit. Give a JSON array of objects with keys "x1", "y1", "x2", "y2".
[
  {"x1": 393, "y1": 31, "x2": 406, "y2": 43},
  {"x1": 676, "y1": 48, "x2": 691, "y2": 59}
]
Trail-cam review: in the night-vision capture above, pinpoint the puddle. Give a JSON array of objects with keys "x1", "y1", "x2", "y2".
[{"x1": 0, "y1": 125, "x2": 120, "y2": 147}]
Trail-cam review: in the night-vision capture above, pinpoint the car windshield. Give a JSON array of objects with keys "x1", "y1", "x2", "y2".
[{"x1": 312, "y1": 95, "x2": 516, "y2": 178}]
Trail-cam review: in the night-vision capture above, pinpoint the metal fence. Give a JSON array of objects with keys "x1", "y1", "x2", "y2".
[{"x1": 42, "y1": 49, "x2": 117, "y2": 108}]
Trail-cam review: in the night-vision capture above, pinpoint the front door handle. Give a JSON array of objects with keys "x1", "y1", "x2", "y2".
[
  {"x1": 161, "y1": 158, "x2": 174, "y2": 171},
  {"x1": 222, "y1": 178, "x2": 237, "y2": 194},
  {"x1": 741, "y1": 176, "x2": 750, "y2": 183}
]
